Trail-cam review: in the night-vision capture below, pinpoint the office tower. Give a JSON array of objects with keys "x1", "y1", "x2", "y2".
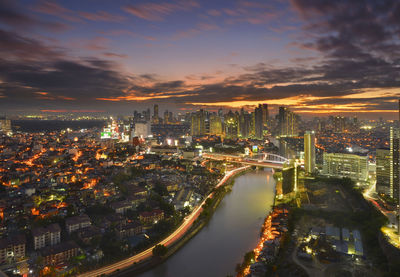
[
  {"x1": 218, "y1": 108, "x2": 223, "y2": 117},
  {"x1": 152, "y1": 104, "x2": 159, "y2": 124},
  {"x1": 209, "y1": 113, "x2": 223, "y2": 135},
  {"x1": 333, "y1": 116, "x2": 346, "y2": 133},
  {"x1": 154, "y1": 104, "x2": 159, "y2": 118},
  {"x1": 254, "y1": 104, "x2": 263, "y2": 139},
  {"x1": 304, "y1": 131, "x2": 316, "y2": 175},
  {"x1": 224, "y1": 111, "x2": 238, "y2": 139},
  {"x1": 164, "y1": 110, "x2": 170, "y2": 124},
  {"x1": 277, "y1": 107, "x2": 298, "y2": 137},
  {"x1": 145, "y1": 108, "x2": 151, "y2": 121},
  {"x1": 191, "y1": 110, "x2": 206, "y2": 136},
  {"x1": 322, "y1": 152, "x2": 368, "y2": 182},
  {"x1": 376, "y1": 148, "x2": 391, "y2": 196},
  {"x1": 262, "y1": 104, "x2": 268, "y2": 128},
  {"x1": 238, "y1": 109, "x2": 251, "y2": 139},
  {"x1": 390, "y1": 127, "x2": 400, "y2": 202}
]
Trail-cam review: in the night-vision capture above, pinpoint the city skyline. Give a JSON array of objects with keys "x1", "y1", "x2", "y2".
[{"x1": 0, "y1": 0, "x2": 400, "y2": 118}]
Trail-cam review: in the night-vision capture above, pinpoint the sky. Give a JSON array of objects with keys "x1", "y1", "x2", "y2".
[{"x1": 0, "y1": 0, "x2": 400, "y2": 118}]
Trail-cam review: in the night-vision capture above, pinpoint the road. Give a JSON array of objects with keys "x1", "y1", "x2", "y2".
[{"x1": 79, "y1": 166, "x2": 249, "y2": 277}]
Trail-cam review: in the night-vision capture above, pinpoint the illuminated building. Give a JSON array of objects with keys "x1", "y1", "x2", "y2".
[
  {"x1": 333, "y1": 116, "x2": 346, "y2": 133},
  {"x1": 190, "y1": 110, "x2": 206, "y2": 136},
  {"x1": 390, "y1": 127, "x2": 400, "y2": 202},
  {"x1": 238, "y1": 109, "x2": 251, "y2": 138},
  {"x1": 277, "y1": 107, "x2": 298, "y2": 137},
  {"x1": 152, "y1": 104, "x2": 159, "y2": 124},
  {"x1": 304, "y1": 131, "x2": 315, "y2": 175},
  {"x1": 282, "y1": 159, "x2": 299, "y2": 194},
  {"x1": 209, "y1": 113, "x2": 223, "y2": 135},
  {"x1": 376, "y1": 148, "x2": 390, "y2": 196},
  {"x1": 262, "y1": 103, "x2": 269, "y2": 129},
  {"x1": 0, "y1": 117, "x2": 11, "y2": 135},
  {"x1": 254, "y1": 104, "x2": 263, "y2": 139},
  {"x1": 322, "y1": 152, "x2": 368, "y2": 182},
  {"x1": 224, "y1": 111, "x2": 238, "y2": 139}
]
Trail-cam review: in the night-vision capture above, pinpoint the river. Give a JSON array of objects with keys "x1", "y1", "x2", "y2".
[{"x1": 137, "y1": 168, "x2": 276, "y2": 277}]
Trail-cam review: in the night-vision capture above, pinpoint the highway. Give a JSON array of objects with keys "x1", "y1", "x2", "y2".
[{"x1": 79, "y1": 166, "x2": 249, "y2": 277}]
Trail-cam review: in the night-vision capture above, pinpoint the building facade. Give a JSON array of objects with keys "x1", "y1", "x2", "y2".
[
  {"x1": 322, "y1": 152, "x2": 368, "y2": 182},
  {"x1": 376, "y1": 148, "x2": 391, "y2": 196},
  {"x1": 304, "y1": 131, "x2": 316, "y2": 175}
]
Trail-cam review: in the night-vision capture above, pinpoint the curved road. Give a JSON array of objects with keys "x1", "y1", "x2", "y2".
[{"x1": 79, "y1": 166, "x2": 249, "y2": 277}]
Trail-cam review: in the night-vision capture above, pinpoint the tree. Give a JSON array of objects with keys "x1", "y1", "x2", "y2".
[{"x1": 152, "y1": 244, "x2": 168, "y2": 257}]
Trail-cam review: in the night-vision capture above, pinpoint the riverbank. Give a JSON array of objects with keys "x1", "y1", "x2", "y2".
[
  {"x1": 109, "y1": 166, "x2": 251, "y2": 277},
  {"x1": 236, "y1": 204, "x2": 290, "y2": 277}
]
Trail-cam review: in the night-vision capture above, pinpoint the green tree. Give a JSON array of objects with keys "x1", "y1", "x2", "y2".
[{"x1": 152, "y1": 244, "x2": 168, "y2": 257}]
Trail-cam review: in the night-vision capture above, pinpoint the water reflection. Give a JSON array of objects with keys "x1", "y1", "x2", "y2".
[{"x1": 137, "y1": 169, "x2": 275, "y2": 277}]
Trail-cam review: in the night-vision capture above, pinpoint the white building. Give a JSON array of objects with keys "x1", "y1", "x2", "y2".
[
  {"x1": 322, "y1": 152, "x2": 368, "y2": 182},
  {"x1": 32, "y1": 223, "x2": 61, "y2": 250},
  {"x1": 134, "y1": 122, "x2": 151, "y2": 138}
]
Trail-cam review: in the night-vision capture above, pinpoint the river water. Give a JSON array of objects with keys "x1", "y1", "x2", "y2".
[{"x1": 137, "y1": 168, "x2": 276, "y2": 277}]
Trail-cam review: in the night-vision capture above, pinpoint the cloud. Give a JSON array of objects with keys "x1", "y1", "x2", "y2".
[
  {"x1": 33, "y1": 1, "x2": 82, "y2": 22},
  {"x1": 0, "y1": 0, "x2": 68, "y2": 31},
  {"x1": 0, "y1": 28, "x2": 63, "y2": 60},
  {"x1": 123, "y1": 0, "x2": 199, "y2": 21},
  {"x1": 78, "y1": 11, "x2": 126, "y2": 22}
]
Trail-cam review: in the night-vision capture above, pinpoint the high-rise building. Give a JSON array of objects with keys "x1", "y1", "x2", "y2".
[
  {"x1": 224, "y1": 111, "x2": 238, "y2": 139},
  {"x1": 277, "y1": 107, "x2": 298, "y2": 137},
  {"x1": 191, "y1": 110, "x2": 206, "y2": 136},
  {"x1": 304, "y1": 131, "x2": 316, "y2": 175},
  {"x1": 209, "y1": 113, "x2": 223, "y2": 135},
  {"x1": 152, "y1": 104, "x2": 159, "y2": 124},
  {"x1": 376, "y1": 148, "x2": 391, "y2": 196},
  {"x1": 322, "y1": 152, "x2": 368, "y2": 182},
  {"x1": 254, "y1": 105, "x2": 263, "y2": 139},
  {"x1": 238, "y1": 109, "x2": 251, "y2": 139},
  {"x1": 0, "y1": 117, "x2": 11, "y2": 135},
  {"x1": 390, "y1": 127, "x2": 400, "y2": 202},
  {"x1": 262, "y1": 104, "x2": 268, "y2": 128},
  {"x1": 282, "y1": 159, "x2": 299, "y2": 194},
  {"x1": 333, "y1": 116, "x2": 346, "y2": 133}
]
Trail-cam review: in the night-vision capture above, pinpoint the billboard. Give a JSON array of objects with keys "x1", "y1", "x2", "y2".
[
  {"x1": 252, "y1": 145, "x2": 258, "y2": 153},
  {"x1": 101, "y1": 132, "x2": 112, "y2": 139}
]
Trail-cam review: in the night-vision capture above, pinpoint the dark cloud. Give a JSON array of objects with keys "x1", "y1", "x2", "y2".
[{"x1": 0, "y1": 29, "x2": 63, "y2": 60}]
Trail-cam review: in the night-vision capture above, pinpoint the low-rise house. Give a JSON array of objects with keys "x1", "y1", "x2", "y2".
[
  {"x1": 116, "y1": 221, "x2": 142, "y2": 239},
  {"x1": 110, "y1": 200, "x2": 132, "y2": 214},
  {"x1": 139, "y1": 209, "x2": 164, "y2": 224},
  {"x1": 41, "y1": 241, "x2": 79, "y2": 266}
]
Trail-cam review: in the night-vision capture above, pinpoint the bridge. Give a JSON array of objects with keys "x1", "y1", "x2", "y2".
[{"x1": 202, "y1": 152, "x2": 288, "y2": 169}]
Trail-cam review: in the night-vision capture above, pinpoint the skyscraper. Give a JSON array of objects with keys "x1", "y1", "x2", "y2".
[
  {"x1": 277, "y1": 107, "x2": 298, "y2": 137},
  {"x1": 376, "y1": 148, "x2": 391, "y2": 196},
  {"x1": 262, "y1": 104, "x2": 268, "y2": 128},
  {"x1": 254, "y1": 104, "x2": 263, "y2": 139},
  {"x1": 191, "y1": 110, "x2": 206, "y2": 136},
  {"x1": 390, "y1": 127, "x2": 400, "y2": 202},
  {"x1": 304, "y1": 131, "x2": 315, "y2": 175},
  {"x1": 209, "y1": 113, "x2": 223, "y2": 135},
  {"x1": 224, "y1": 111, "x2": 238, "y2": 139},
  {"x1": 152, "y1": 104, "x2": 159, "y2": 124}
]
